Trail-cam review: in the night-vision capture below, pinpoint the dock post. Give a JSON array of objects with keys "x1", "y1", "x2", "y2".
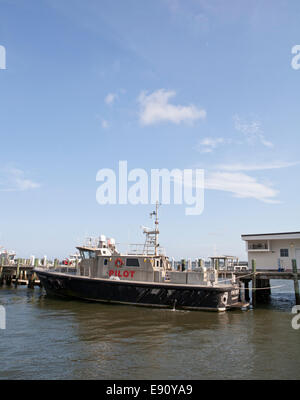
[
  {"x1": 15, "y1": 259, "x2": 20, "y2": 287},
  {"x1": 27, "y1": 272, "x2": 35, "y2": 289},
  {"x1": 256, "y1": 279, "x2": 271, "y2": 303},
  {"x1": 239, "y1": 281, "x2": 245, "y2": 303},
  {"x1": 292, "y1": 259, "x2": 300, "y2": 305},
  {"x1": 181, "y1": 259, "x2": 186, "y2": 272},
  {"x1": 244, "y1": 280, "x2": 250, "y2": 302},
  {"x1": 251, "y1": 259, "x2": 256, "y2": 307},
  {"x1": 6, "y1": 273, "x2": 12, "y2": 286},
  {"x1": 0, "y1": 266, "x2": 3, "y2": 286}
]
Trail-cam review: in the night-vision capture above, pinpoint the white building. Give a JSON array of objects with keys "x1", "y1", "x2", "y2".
[{"x1": 241, "y1": 232, "x2": 300, "y2": 271}]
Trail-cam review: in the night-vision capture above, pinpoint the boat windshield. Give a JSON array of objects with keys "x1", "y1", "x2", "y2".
[{"x1": 81, "y1": 250, "x2": 96, "y2": 259}]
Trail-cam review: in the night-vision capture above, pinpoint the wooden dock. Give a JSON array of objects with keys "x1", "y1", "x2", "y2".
[
  {"x1": 219, "y1": 259, "x2": 300, "y2": 306},
  {"x1": 0, "y1": 256, "x2": 79, "y2": 289},
  {"x1": 0, "y1": 265, "x2": 40, "y2": 288}
]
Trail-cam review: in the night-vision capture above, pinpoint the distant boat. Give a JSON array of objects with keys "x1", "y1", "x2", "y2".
[
  {"x1": 0, "y1": 247, "x2": 16, "y2": 265},
  {"x1": 62, "y1": 252, "x2": 81, "y2": 265},
  {"x1": 35, "y1": 204, "x2": 249, "y2": 312}
]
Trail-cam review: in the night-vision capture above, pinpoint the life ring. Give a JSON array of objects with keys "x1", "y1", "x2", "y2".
[{"x1": 115, "y1": 257, "x2": 124, "y2": 267}]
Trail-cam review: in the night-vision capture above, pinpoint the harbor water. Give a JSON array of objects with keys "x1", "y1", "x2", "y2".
[{"x1": 0, "y1": 281, "x2": 300, "y2": 380}]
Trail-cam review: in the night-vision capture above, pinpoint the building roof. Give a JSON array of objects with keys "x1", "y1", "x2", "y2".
[{"x1": 241, "y1": 232, "x2": 300, "y2": 241}]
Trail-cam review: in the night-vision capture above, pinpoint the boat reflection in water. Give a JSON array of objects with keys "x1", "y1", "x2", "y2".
[{"x1": 35, "y1": 204, "x2": 249, "y2": 312}]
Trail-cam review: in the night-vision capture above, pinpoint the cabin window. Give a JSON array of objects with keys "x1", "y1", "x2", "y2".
[
  {"x1": 81, "y1": 250, "x2": 96, "y2": 259},
  {"x1": 126, "y1": 258, "x2": 140, "y2": 267},
  {"x1": 280, "y1": 249, "x2": 289, "y2": 257},
  {"x1": 104, "y1": 259, "x2": 108, "y2": 265},
  {"x1": 89, "y1": 251, "x2": 96, "y2": 258}
]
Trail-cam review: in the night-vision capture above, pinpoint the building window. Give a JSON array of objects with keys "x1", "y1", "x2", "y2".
[
  {"x1": 248, "y1": 242, "x2": 268, "y2": 250},
  {"x1": 280, "y1": 249, "x2": 289, "y2": 257},
  {"x1": 126, "y1": 258, "x2": 140, "y2": 267}
]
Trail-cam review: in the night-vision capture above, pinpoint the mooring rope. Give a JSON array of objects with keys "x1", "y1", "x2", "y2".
[
  {"x1": 216, "y1": 278, "x2": 288, "y2": 291},
  {"x1": 243, "y1": 284, "x2": 287, "y2": 291},
  {"x1": 224, "y1": 272, "x2": 255, "y2": 279}
]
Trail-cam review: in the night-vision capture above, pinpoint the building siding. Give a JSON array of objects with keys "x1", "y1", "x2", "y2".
[{"x1": 245, "y1": 238, "x2": 300, "y2": 270}]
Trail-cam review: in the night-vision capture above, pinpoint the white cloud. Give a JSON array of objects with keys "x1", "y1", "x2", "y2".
[
  {"x1": 205, "y1": 171, "x2": 279, "y2": 204},
  {"x1": 0, "y1": 168, "x2": 40, "y2": 192},
  {"x1": 233, "y1": 115, "x2": 273, "y2": 148},
  {"x1": 105, "y1": 93, "x2": 117, "y2": 105},
  {"x1": 138, "y1": 89, "x2": 206, "y2": 125},
  {"x1": 196, "y1": 137, "x2": 227, "y2": 153},
  {"x1": 101, "y1": 119, "x2": 109, "y2": 129},
  {"x1": 215, "y1": 161, "x2": 300, "y2": 171}
]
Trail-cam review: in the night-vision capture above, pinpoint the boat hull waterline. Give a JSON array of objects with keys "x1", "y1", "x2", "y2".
[{"x1": 35, "y1": 270, "x2": 246, "y2": 312}]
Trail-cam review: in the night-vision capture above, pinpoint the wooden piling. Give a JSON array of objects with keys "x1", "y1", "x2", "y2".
[
  {"x1": 251, "y1": 259, "x2": 256, "y2": 307},
  {"x1": 0, "y1": 266, "x2": 3, "y2": 286},
  {"x1": 244, "y1": 280, "x2": 250, "y2": 302},
  {"x1": 239, "y1": 281, "x2": 245, "y2": 303},
  {"x1": 292, "y1": 259, "x2": 300, "y2": 305},
  {"x1": 27, "y1": 271, "x2": 36, "y2": 289},
  {"x1": 256, "y1": 279, "x2": 271, "y2": 303},
  {"x1": 15, "y1": 259, "x2": 20, "y2": 287},
  {"x1": 181, "y1": 259, "x2": 186, "y2": 272},
  {"x1": 6, "y1": 274, "x2": 12, "y2": 286}
]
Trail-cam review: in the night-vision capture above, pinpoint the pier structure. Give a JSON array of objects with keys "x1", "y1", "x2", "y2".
[
  {"x1": 0, "y1": 264, "x2": 38, "y2": 288},
  {"x1": 218, "y1": 258, "x2": 300, "y2": 306},
  {"x1": 171, "y1": 256, "x2": 300, "y2": 307},
  {"x1": 0, "y1": 258, "x2": 79, "y2": 288}
]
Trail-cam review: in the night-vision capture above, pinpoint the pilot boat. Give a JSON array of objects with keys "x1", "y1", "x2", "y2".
[{"x1": 34, "y1": 205, "x2": 248, "y2": 311}]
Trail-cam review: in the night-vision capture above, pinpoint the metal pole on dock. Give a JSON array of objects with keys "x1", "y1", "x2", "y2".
[
  {"x1": 292, "y1": 259, "x2": 300, "y2": 305},
  {"x1": 252, "y1": 259, "x2": 256, "y2": 307}
]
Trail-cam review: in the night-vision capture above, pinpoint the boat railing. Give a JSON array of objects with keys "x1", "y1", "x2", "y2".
[
  {"x1": 81, "y1": 237, "x2": 100, "y2": 249},
  {"x1": 127, "y1": 244, "x2": 166, "y2": 256}
]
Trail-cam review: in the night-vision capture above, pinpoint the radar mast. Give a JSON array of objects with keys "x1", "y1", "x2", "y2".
[{"x1": 142, "y1": 202, "x2": 160, "y2": 256}]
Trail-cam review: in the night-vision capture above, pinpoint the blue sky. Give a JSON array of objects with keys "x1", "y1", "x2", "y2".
[{"x1": 1, "y1": 0, "x2": 300, "y2": 260}]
